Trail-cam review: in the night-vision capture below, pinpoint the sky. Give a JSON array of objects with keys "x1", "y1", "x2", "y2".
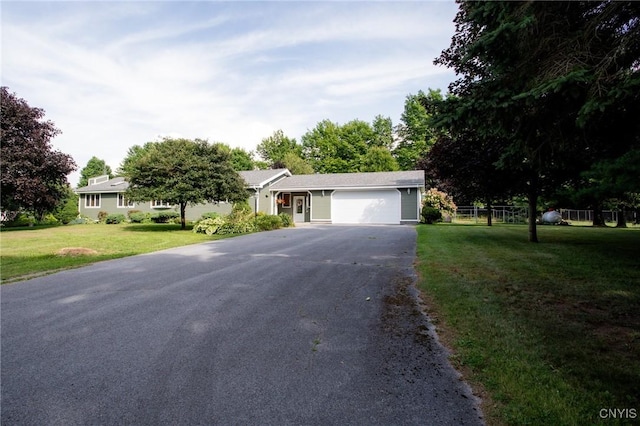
[{"x1": 2, "y1": 1, "x2": 459, "y2": 187}]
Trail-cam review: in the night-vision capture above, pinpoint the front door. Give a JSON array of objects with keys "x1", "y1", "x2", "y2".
[{"x1": 293, "y1": 196, "x2": 305, "y2": 223}]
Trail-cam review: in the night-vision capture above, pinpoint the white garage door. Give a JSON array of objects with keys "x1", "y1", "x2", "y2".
[{"x1": 332, "y1": 190, "x2": 400, "y2": 224}]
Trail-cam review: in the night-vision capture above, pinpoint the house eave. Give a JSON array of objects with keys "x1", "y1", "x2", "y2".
[{"x1": 271, "y1": 184, "x2": 424, "y2": 192}]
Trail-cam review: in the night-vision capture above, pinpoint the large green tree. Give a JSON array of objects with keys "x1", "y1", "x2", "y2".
[
  {"x1": 0, "y1": 87, "x2": 76, "y2": 219},
  {"x1": 275, "y1": 152, "x2": 314, "y2": 175},
  {"x1": 229, "y1": 147, "x2": 255, "y2": 171},
  {"x1": 433, "y1": 1, "x2": 639, "y2": 241},
  {"x1": 301, "y1": 119, "x2": 350, "y2": 173},
  {"x1": 394, "y1": 90, "x2": 441, "y2": 170},
  {"x1": 420, "y1": 130, "x2": 517, "y2": 226},
  {"x1": 301, "y1": 118, "x2": 400, "y2": 173},
  {"x1": 371, "y1": 115, "x2": 394, "y2": 150},
  {"x1": 210, "y1": 143, "x2": 255, "y2": 171},
  {"x1": 78, "y1": 156, "x2": 113, "y2": 187},
  {"x1": 116, "y1": 142, "x2": 154, "y2": 177},
  {"x1": 125, "y1": 138, "x2": 248, "y2": 229},
  {"x1": 256, "y1": 130, "x2": 301, "y2": 166},
  {"x1": 361, "y1": 147, "x2": 399, "y2": 172}
]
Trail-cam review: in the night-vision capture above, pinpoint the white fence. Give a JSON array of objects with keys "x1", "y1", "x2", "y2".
[
  {"x1": 454, "y1": 206, "x2": 529, "y2": 224},
  {"x1": 453, "y1": 207, "x2": 637, "y2": 224}
]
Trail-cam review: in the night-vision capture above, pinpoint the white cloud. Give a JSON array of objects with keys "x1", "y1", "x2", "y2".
[{"x1": 1, "y1": 1, "x2": 458, "y2": 186}]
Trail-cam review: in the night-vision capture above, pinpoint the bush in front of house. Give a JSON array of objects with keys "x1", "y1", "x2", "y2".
[
  {"x1": 150, "y1": 211, "x2": 180, "y2": 223},
  {"x1": 278, "y1": 213, "x2": 294, "y2": 228},
  {"x1": 69, "y1": 216, "x2": 92, "y2": 224},
  {"x1": 105, "y1": 214, "x2": 126, "y2": 224},
  {"x1": 218, "y1": 202, "x2": 255, "y2": 234},
  {"x1": 128, "y1": 212, "x2": 147, "y2": 223},
  {"x1": 421, "y1": 206, "x2": 443, "y2": 224},
  {"x1": 193, "y1": 203, "x2": 295, "y2": 235},
  {"x1": 254, "y1": 213, "x2": 283, "y2": 231},
  {"x1": 97, "y1": 211, "x2": 109, "y2": 222},
  {"x1": 200, "y1": 212, "x2": 221, "y2": 220},
  {"x1": 5, "y1": 213, "x2": 35, "y2": 227},
  {"x1": 193, "y1": 203, "x2": 255, "y2": 235},
  {"x1": 193, "y1": 216, "x2": 226, "y2": 235}
]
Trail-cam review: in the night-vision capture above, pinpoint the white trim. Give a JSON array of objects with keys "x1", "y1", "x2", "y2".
[
  {"x1": 257, "y1": 170, "x2": 291, "y2": 188},
  {"x1": 293, "y1": 195, "x2": 305, "y2": 223},
  {"x1": 151, "y1": 200, "x2": 172, "y2": 208},
  {"x1": 84, "y1": 193, "x2": 101, "y2": 208},
  {"x1": 117, "y1": 193, "x2": 135, "y2": 208},
  {"x1": 88, "y1": 175, "x2": 110, "y2": 186},
  {"x1": 273, "y1": 184, "x2": 423, "y2": 192}
]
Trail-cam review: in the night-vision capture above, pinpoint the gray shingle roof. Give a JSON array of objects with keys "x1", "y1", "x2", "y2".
[
  {"x1": 75, "y1": 169, "x2": 291, "y2": 193},
  {"x1": 239, "y1": 169, "x2": 290, "y2": 187},
  {"x1": 270, "y1": 170, "x2": 425, "y2": 190},
  {"x1": 75, "y1": 177, "x2": 128, "y2": 193},
  {"x1": 76, "y1": 169, "x2": 424, "y2": 193}
]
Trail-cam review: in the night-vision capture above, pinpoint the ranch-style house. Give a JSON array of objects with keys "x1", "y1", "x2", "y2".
[{"x1": 75, "y1": 169, "x2": 425, "y2": 225}]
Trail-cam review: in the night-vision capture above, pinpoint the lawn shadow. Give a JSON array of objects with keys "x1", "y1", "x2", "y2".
[
  {"x1": 0, "y1": 224, "x2": 60, "y2": 233},
  {"x1": 123, "y1": 224, "x2": 194, "y2": 233}
]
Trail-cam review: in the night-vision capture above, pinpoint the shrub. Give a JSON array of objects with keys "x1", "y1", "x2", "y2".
[
  {"x1": 69, "y1": 216, "x2": 91, "y2": 225},
  {"x1": 278, "y1": 213, "x2": 294, "y2": 228},
  {"x1": 254, "y1": 214, "x2": 283, "y2": 231},
  {"x1": 423, "y1": 188, "x2": 456, "y2": 214},
  {"x1": 105, "y1": 214, "x2": 126, "y2": 224},
  {"x1": 53, "y1": 197, "x2": 79, "y2": 224},
  {"x1": 219, "y1": 202, "x2": 255, "y2": 234},
  {"x1": 39, "y1": 214, "x2": 59, "y2": 225},
  {"x1": 200, "y1": 212, "x2": 221, "y2": 220},
  {"x1": 97, "y1": 211, "x2": 109, "y2": 222},
  {"x1": 193, "y1": 216, "x2": 226, "y2": 235},
  {"x1": 421, "y1": 206, "x2": 442, "y2": 224},
  {"x1": 217, "y1": 220, "x2": 255, "y2": 235},
  {"x1": 129, "y1": 212, "x2": 147, "y2": 223},
  {"x1": 151, "y1": 211, "x2": 180, "y2": 223},
  {"x1": 7, "y1": 213, "x2": 33, "y2": 227},
  {"x1": 127, "y1": 210, "x2": 141, "y2": 219}
]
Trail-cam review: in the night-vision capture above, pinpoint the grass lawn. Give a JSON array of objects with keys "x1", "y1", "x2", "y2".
[
  {"x1": 0, "y1": 223, "x2": 233, "y2": 283},
  {"x1": 416, "y1": 224, "x2": 640, "y2": 425}
]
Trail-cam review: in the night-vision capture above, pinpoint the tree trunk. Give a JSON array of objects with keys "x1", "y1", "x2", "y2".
[
  {"x1": 616, "y1": 204, "x2": 627, "y2": 228},
  {"x1": 592, "y1": 200, "x2": 606, "y2": 227},
  {"x1": 180, "y1": 202, "x2": 187, "y2": 230},
  {"x1": 528, "y1": 191, "x2": 538, "y2": 242},
  {"x1": 486, "y1": 198, "x2": 493, "y2": 227}
]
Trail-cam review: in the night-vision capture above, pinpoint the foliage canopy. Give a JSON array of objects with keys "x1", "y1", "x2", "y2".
[
  {"x1": 124, "y1": 137, "x2": 248, "y2": 229},
  {"x1": 0, "y1": 87, "x2": 76, "y2": 218}
]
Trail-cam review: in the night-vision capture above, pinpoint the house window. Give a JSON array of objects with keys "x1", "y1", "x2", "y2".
[
  {"x1": 117, "y1": 193, "x2": 134, "y2": 208},
  {"x1": 151, "y1": 200, "x2": 172, "y2": 208},
  {"x1": 280, "y1": 193, "x2": 291, "y2": 208},
  {"x1": 85, "y1": 194, "x2": 101, "y2": 208}
]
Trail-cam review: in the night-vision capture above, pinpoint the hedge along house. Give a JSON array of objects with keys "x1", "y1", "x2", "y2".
[
  {"x1": 75, "y1": 169, "x2": 291, "y2": 222},
  {"x1": 269, "y1": 170, "x2": 425, "y2": 225}
]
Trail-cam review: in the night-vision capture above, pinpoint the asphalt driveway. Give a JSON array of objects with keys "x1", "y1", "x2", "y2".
[{"x1": 1, "y1": 225, "x2": 483, "y2": 425}]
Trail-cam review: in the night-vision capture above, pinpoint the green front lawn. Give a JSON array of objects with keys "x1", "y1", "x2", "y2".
[
  {"x1": 0, "y1": 223, "x2": 233, "y2": 283},
  {"x1": 416, "y1": 224, "x2": 640, "y2": 425}
]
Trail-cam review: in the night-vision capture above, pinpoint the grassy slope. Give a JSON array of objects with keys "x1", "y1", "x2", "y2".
[
  {"x1": 416, "y1": 224, "x2": 640, "y2": 425},
  {"x1": 0, "y1": 224, "x2": 229, "y2": 283}
]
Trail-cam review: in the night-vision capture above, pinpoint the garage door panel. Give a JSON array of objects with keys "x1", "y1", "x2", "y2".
[{"x1": 332, "y1": 190, "x2": 400, "y2": 224}]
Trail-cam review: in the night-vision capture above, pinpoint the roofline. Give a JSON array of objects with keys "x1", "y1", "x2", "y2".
[
  {"x1": 270, "y1": 184, "x2": 424, "y2": 192},
  {"x1": 253, "y1": 169, "x2": 291, "y2": 188}
]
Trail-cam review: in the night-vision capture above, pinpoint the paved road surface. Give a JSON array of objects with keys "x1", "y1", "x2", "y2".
[{"x1": 1, "y1": 225, "x2": 483, "y2": 425}]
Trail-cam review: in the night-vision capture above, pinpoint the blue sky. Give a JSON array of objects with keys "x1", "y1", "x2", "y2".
[{"x1": 2, "y1": 1, "x2": 459, "y2": 186}]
